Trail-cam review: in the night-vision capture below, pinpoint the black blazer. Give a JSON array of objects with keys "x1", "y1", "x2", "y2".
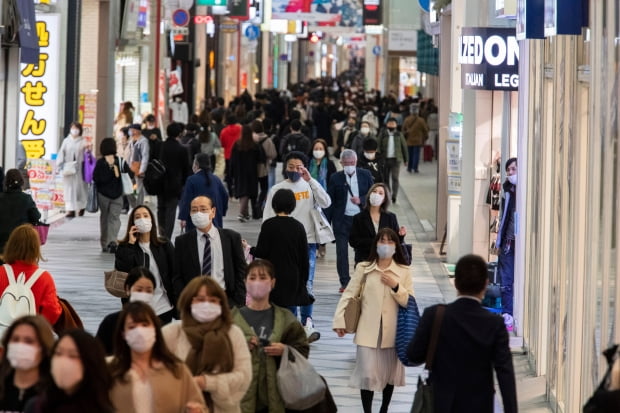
[
  {"x1": 349, "y1": 210, "x2": 401, "y2": 264},
  {"x1": 173, "y1": 228, "x2": 247, "y2": 307},
  {"x1": 324, "y1": 168, "x2": 374, "y2": 223},
  {"x1": 407, "y1": 299, "x2": 518, "y2": 413},
  {"x1": 114, "y1": 240, "x2": 177, "y2": 308},
  {"x1": 160, "y1": 138, "x2": 191, "y2": 199}
]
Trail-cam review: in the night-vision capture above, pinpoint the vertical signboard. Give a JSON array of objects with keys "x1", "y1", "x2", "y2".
[
  {"x1": 446, "y1": 112, "x2": 463, "y2": 195},
  {"x1": 18, "y1": 13, "x2": 61, "y2": 160},
  {"x1": 363, "y1": 0, "x2": 382, "y2": 25},
  {"x1": 516, "y1": 0, "x2": 544, "y2": 40},
  {"x1": 544, "y1": 0, "x2": 585, "y2": 36},
  {"x1": 78, "y1": 92, "x2": 98, "y2": 146},
  {"x1": 459, "y1": 27, "x2": 519, "y2": 91}
]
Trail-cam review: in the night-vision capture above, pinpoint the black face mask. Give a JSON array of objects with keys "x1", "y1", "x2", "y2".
[{"x1": 387, "y1": 127, "x2": 396, "y2": 132}]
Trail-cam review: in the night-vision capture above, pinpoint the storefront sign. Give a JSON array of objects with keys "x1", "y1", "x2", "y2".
[
  {"x1": 446, "y1": 112, "x2": 463, "y2": 195},
  {"x1": 78, "y1": 92, "x2": 97, "y2": 146},
  {"x1": 459, "y1": 27, "x2": 519, "y2": 91},
  {"x1": 388, "y1": 30, "x2": 417, "y2": 52},
  {"x1": 137, "y1": 0, "x2": 149, "y2": 28},
  {"x1": 26, "y1": 158, "x2": 59, "y2": 210},
  {"x1": 229, "y1": 0, "x2": 250, "y2": 20},
  {"x1": 496, "y1": 0, "x2": 516, "y2": 18},
  {"x1": 516, "y1": 0, "x2": 544, "y2": 40},
  {"x1": 273, "y1": 0, "x2": 362, "y2": 27},
  {"x1": 197, "y1": 0, "x2": 226, "y2": 5},
  {"x1": 220, "y1": 20, "x2": 239, "y2": 32},
  {"x1": 18, "y1": 13, "x2": 61, "y2": 160},
  {"x1": 16, "y1": 0, "x2": 40, "y2": 64},
  {"x1": 544, "y1": 0, "x2": 586, "y2": 36},
  {"x1": 363, "y1": 0, "x2": 382, "y2": 26}
]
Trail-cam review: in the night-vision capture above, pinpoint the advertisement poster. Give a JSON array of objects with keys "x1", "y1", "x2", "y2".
[
  {"x1": 78, "y1": 92, "x2": 97, "y2": 147},
  {"x1": 26, "y1": 158, "x2": 63, "y2": 210},
  {"x1": 272, "y1": 0, "x2": 362, "y2": 28},
  {"x1": 18, "y1": 13, "x2": 61, "y2": 160}
]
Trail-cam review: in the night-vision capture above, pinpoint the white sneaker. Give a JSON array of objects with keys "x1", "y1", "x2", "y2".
[
  {"x1": 304, "y1": 318, "x2": 320, "y2": 343},
  {"x1": 503, "y1": 313, "x2": 514, "y2": 332}
]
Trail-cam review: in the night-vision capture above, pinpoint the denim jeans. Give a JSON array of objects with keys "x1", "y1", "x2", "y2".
[
  {"x1": 291, "y1": 243, "x2": 317, "y2": 325},
  {"x1": 333, "y1": 215, "x2": 354, "y2": 288},
  {"x1": 267, "y1": 166, "x2": 276, "y2": 189},
  {"x1": 498, "y1": 241, "x2": 515, "y2": 315},
  {"x1": 407, "y1": 145, "x2": 421, "y2": 172}
]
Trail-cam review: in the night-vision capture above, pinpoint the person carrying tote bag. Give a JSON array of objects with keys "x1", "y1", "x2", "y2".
[{"x1": 332, "y1": 228, "x2": 414, "y2": 413}]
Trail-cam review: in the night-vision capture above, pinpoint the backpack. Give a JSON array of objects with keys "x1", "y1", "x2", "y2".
[
  {"x1": 282, "y1": 133, "x2": 310, "y2": 158},
  {"x1": 0, "y1": 264, "x2": 45, "y2": 333},
  {"x1": 143, "y1": 158, "x2": 167, "y2": 195}
]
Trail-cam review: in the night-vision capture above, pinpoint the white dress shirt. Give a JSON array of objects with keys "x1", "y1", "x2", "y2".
[
  {"x1": 345, "y1": 172, "x2": 360, "y2": 217},
  {"x1": 196, "y1": 226, "x2": 226, "y2": 290},
  {"x1": 387, "y1": 133, "x2": 395, "y2": 158}
]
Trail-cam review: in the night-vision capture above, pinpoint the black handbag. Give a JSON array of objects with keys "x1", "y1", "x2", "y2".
[
  {"x1": 583, "y1": 345, "x2": 620, "y2": 412},
  {"x1": 411, "y1": 305, "x2": 445, "y2": 413}
]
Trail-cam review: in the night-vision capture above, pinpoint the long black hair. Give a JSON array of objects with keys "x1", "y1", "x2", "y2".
[
  {"x1": 365, "y1": 228, "x2": 408, "y2": 266},
  {"x1": 42, "y1": 330, "x2": 113, "y2": 413}
]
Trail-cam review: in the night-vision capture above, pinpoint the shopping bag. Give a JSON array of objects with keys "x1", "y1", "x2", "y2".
[
  {"x1": 277, "y1": 345, "x2": 326, "y2": 410},
  {"x1": 396, "y1": 295, "x2": 421, "y2": 366},
  {"x1": 86, "y1": 183, "x2": 98, "y2": 213},
  {"x1": 33, "y1": 222, "x2": 50, "y2": 245}
]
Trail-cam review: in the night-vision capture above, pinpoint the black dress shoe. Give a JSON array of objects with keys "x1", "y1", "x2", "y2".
[
  {"x1": 78, "y1": 209, "x2": 85, "y2": 216},
  {"x1": 65, "y1": 211, "x2": 75, "y2": 218}
]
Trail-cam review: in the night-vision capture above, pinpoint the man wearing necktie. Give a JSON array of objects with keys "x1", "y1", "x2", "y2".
[{"x1": 173, "y1": 196, "x2": 247, "y2": 307}]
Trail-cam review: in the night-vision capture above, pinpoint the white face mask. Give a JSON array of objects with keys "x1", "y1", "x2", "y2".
[
  {"x1": 364, "y1": 152, "x2": 376, "y2": 160},
  {"x1": 130, "y1": 291, "x2": 154, "y2": 305},
  {"x1": 507, "y1": 174, "x2": 517, "y2": 185},
  {"x1": 191, "y1": 301, "x2": 222, "y2": 323},
  {"x1": 360, "y1": 127, "x2": 370, "y2": 135},
  {"x1": 124, "y1": 326, "x2": 156, "y2": 353},
  {"x1": 369, "y1": 192, "x2": 384, "y2": 207},
  {"x1": 376, "y1": 244, "x2": 396, "y2": 259},
  {"x1": 313, "y1": 150, "x2": 325, "y2": 159},
  {"x1": 343, "y1": 165, "x2": 356, "y2": 176},
  {"x1": 191, "y1": 212, "x2": 212, "y2": 229},
  {"x1": 51, "y1": 356, "x2": 83, "y2": 391},
  {"x1": 134, "y1": 218, "x2": 152, "y2": 234},
  {"x1": 70, "y1": 128, "x2": 80, "y2": 137},
  {"x1": 7, "y1": 342, "x2": 39, "y2": 370}
]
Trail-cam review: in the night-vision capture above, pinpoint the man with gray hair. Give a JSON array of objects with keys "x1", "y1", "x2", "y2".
[{"x1": 325, "y1": 149, "x2": 374, "y2": 290}]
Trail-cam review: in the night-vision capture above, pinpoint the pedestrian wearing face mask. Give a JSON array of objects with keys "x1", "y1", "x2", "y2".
[
  {"x1": 157, "y1": 122, "x2": 191, "y2": 240},
  {"x1": 115, "y1": 205, "x2": 176, "y2": 324},
  {"x1": 495, "y1": 157, "x2": 518, "y2": 332},
  {"x1": 332, "y1": 228, "x2": 414, "y2": 413},
  {"x1": 346, "y1": 120, "x2": 375, "y2": 158},
  {"x1": 336, "y1": 116, "x2": 358, "y2": 158},
  {"x1": 109, "y1": 302, "x2": 207, "y2": 413},
  {"x1": 56, "y1": 121, "x2": 88, "y2": 218},
  {"x1": 0, "y1": 316, "x2": 54, "y2": 412},
  {"x1": 262, "y1": 152, "x2": 331, "y2": 341},
  {"x1": 162, "y1": 277, "x2": 252, "y2": 413},
  {"x1": 179, "y1": 153, "x2": 229, "y2": 231},
  {"x1": 95, "y1": 267, "x2": 158, "y2": 355},
  {"x1": 357, "y1": 138, "x2": 385, "y2": 184},
  {"x1": 377, "y1": 118, "x2": 408, "y2": 203},
  {"x1": 325, "y1": 149, "x2": 374, "y2": 291},
  {"x1": 174, "y1": 196, "x2": 247, "y2": 307},
  {"x1": 349, "y1": 183, "x2": 406, "y2": 266},
  {"x1": 24, "y1": 329, "x2": 114, "y2": 413},
  {"x1": 308, "y1": 139, "x2": 336, "y2": 258},
  {"x1": 232, "y1": 260, "x2": 310, "y2": 413}
]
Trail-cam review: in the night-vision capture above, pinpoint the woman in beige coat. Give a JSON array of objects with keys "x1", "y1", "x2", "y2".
[
  {"x1": 333, "y1": 228, "x2": 414, "y2": 413},
  {"x1": 162, "y1": 277, "x2": 252, "y2": 413}
]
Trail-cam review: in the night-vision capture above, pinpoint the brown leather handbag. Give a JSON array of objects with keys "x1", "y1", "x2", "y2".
[{"x1": 343, "y1": 273, "x2": 368, "y2": 333}]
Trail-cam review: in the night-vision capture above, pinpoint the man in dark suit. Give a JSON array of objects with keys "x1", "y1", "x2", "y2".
[
  {"x1": 408, "y1": 254, "x2": 518, "y2": 413},
  {"x1": 158, "y1": 122, "x2": 191, "y2": 239},
  {"x1": 173, "y1": 195, "x2": 247, "y2": 307},
  {"x1": 325, "y1": 149, "x2": 374, "y2": 290}
]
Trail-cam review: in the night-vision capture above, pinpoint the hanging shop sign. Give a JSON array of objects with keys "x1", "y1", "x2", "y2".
[
  {"x1": 388, "y1": 30, "x2": 417, "y2": 52},
  {"x1": 229, "y1": 0, "x2": 250, "y2": 20},
  {"x1": 220, "y1": 19, "x2": 239, "y2": 32},
  {"x1": 16, "y1": 0, "x2": 39, "y2": 64},
  {"x1": 137, "y1": 0, "x2": 149, "y2": 28},
  {"x1": 543, "y1": 0, "x2": 587, "y2": 36},
  {"x1": 459, "y1": 27, "x2": 519, "y2": 91},
  {"x1": 515, "y1": 0, "x2": 544, "y2": 39},
  {"x1": 197, "y1": 0, "x2": 227, "y2": 5},
  {"x1": 363, "y1": 0, "x2": 382, "y2": 26},
  {"x1": 18, "y1": 13, "x2": 61, "y2": 160}
]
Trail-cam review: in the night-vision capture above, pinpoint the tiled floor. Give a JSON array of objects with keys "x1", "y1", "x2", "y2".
[{"x1": 40, "y1": 160, "x2": 551, "y2": 412}]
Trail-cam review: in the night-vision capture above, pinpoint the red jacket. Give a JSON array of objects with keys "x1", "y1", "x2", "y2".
[
  {"x1": 220, "y1": 124, "x2": 242, "y2": 160},
  {"x1": 0, "y1": 261, "x2": 62, "y2": 325}
]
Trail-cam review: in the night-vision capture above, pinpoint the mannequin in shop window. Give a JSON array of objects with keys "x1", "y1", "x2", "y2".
[
  {"x1": 495, "y1": 157, "x2": 517, "y2": 332},
  {"x1": 170, "y1": 94, "x2": 189, "y2": 124}
]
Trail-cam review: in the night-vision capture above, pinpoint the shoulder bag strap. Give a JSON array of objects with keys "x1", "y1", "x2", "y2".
[
  {"x1": 24, "y1": 268, "x2": 46, "y2": 289},
  {"x1": 426, "y1": 304, "x2": 446, "y2": 371},
  {"x1": 356, "y1": 273, "x2": 368, "y2": 299},
  {"x1": 3, "y1": 264, "x2": 15, "y2": 285}
]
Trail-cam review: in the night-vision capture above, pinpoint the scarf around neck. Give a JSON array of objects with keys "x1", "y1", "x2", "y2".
[{"x1": 182, "y1": 313, "x2": 234, "y2": 376}]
